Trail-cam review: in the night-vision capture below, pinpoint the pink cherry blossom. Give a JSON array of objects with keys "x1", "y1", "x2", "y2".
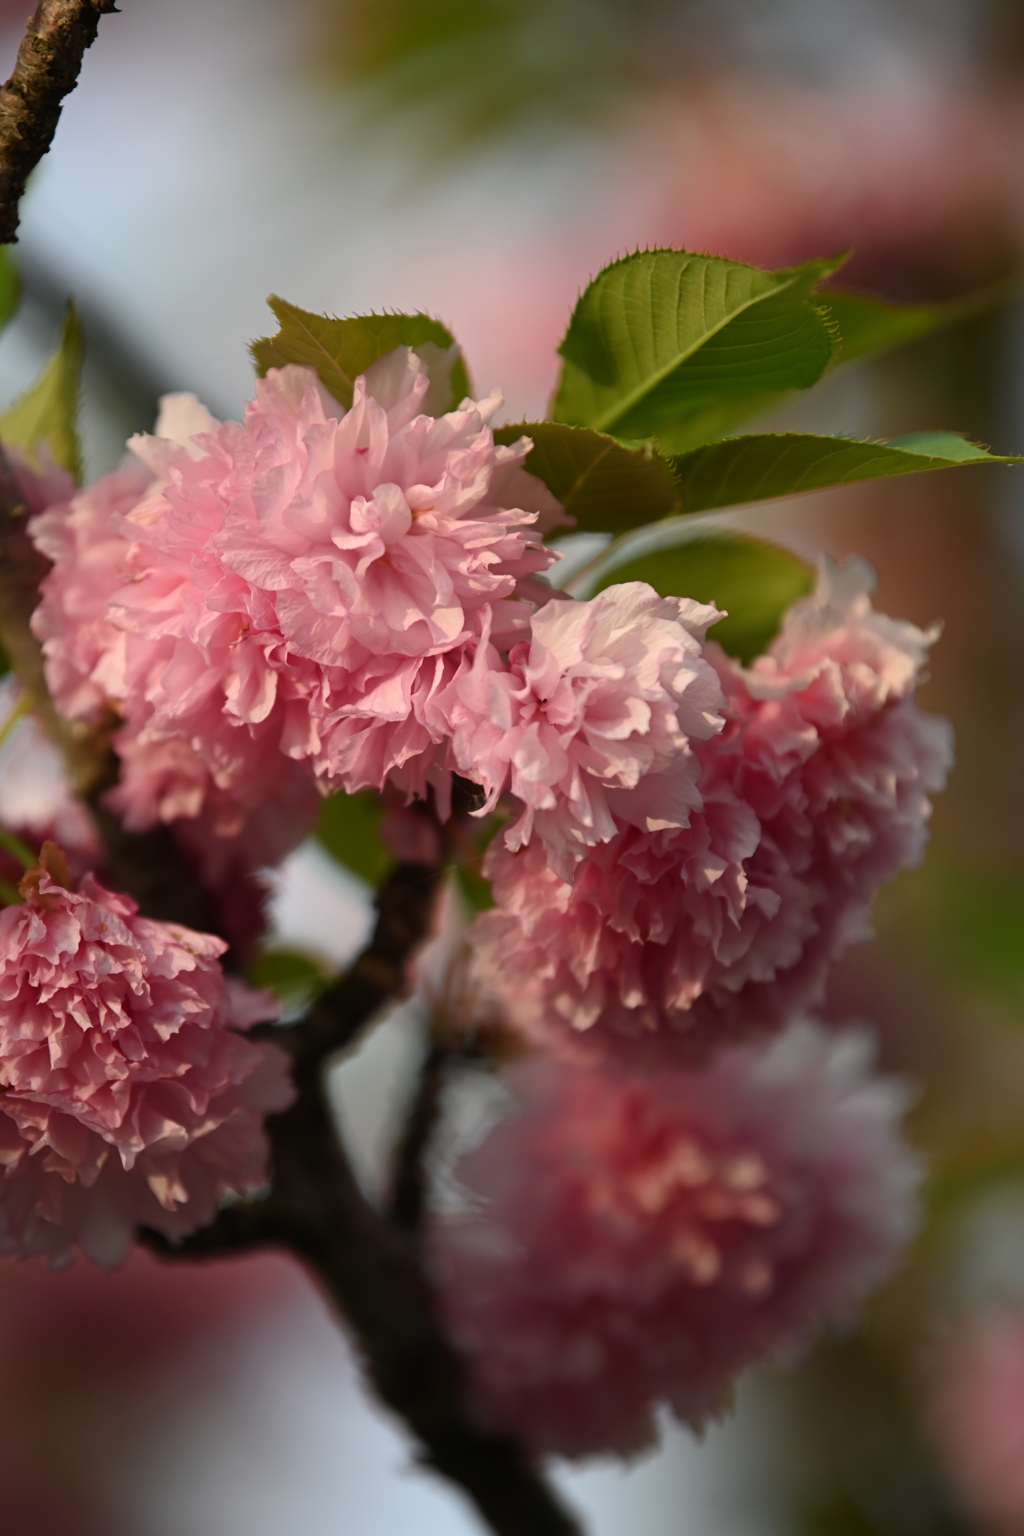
[
  {"x1": 0, "y1": 850, "x2": 292, "y2": 1267},
  {"x1": 30, "y1": 348, "x2": 557, "y2": 845},
  {"x1": 28, "y1": 410, "x2": 320, "y2": 882},
  {"x1": 468, "y1": 560, "x2": 953, "y2": 1062},
  {"x1": 447, "y1": 583, "x2": 725, "y2": 878},
  {"x1": 429, "y1": 1021, "x2": 919, "y2": 1458},
  {"x1": 928, "y1": 1313, "x2": 1024, "y2": 1536}
]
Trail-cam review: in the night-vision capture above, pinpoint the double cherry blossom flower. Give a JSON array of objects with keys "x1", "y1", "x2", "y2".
[{"x1": 7, "y1": 344, "x2": 948, "y2": 1455}]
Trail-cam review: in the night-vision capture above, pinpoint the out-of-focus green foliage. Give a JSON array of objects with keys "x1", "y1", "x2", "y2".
[
  {"x1": 317, "y1": 0, "x2": 644, "y2": 147},
  {"x1": 251, "y1": 298, "x2": 470, "y2": 412},
  {"x1": 887, "y1": 855, "x2": 1024, "y2": 1007},
  {"x1": 825, "y1": 279, "x2": 1023, "y2": 367},
  {"x1": 248, "y1": 947, "x2": 331, "y2": 1013},
  {"x1": 0, "y1": 248, "x2": 19, "y2": 337},
  {"x1": 315, "y1": 788, "x2": 395, "y2": 888},
  {"x1": 0, "y1": 303, "x2": 83, "y2": 479},
  {"x1": 592, "y1": 530, "x2": 814, "y2": 664},
  {"x1": 454, "y1": 861, "x2": 494, "y2": 913}
]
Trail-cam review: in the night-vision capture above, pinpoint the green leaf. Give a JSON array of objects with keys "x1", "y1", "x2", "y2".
[
  {"x1": 248, "y1": 947, "x2": 330, "y2": 1013},
  {"x1": 650, "y1": 391, "x2": 792, "y2": 456},
  {"x1": 454, "y1": 862, "x2": 494, "y2": 913},
  {"x1": 0, "y1": 248, "x2": 20, "y2": 336},
  {"x1": 492, "y1": 420, "x2": 678, "y2": 534},
  {"x1": 653, "y1": 283, "x2": 1024, "y2": 451},
  {"x1": 885, "y1": 853, "x2": 1024, "y2": 1006},
  {"x1": 250, "y1": 297, "x2": 470, "y2": 413},
  {"x1": 315, "y1": 788, "x2": 394, "y2": 888},
  {"x1": 824, "y1": 278, "x2": 1022, "y2": 367},
  {"x1": 0, "y1": 303, "x2": 83, "y2": 479},
  {"x1": 670, "y1": 430, "x2": 1021, "y2": 515},
  {"x1": 551, "y1": 249, "x2": 843, "y2": 442},
  {"x1": 593, "y1": 531, "x2": 814, "y2": 664}
]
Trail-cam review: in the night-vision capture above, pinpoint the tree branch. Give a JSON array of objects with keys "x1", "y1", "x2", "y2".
[
  {"x1": 388, "y1": 1039, "x2": 450, "y2": 1232},
  {"x1": 0, "y1": 0, "x2": 118, "y2": 244},
  {"x1": 147, "y1": 838, "x2": 581, "y2": 1536},
  {"x1": 263, "y1": 859, "x2": 442, "y2": 1067},
  {"x1": 144, "y1": 1057, "x2": 581, "y2": 1536}
]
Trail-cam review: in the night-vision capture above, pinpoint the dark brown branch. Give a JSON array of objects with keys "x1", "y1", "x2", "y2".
[
  {"x1": 146, "y1": 839, "x2": 581, "y2": 1536},
  {"x1": 265, "y1": 859, "x2": 443, "y2": 1066},
  {"x1": 388, "y1": 1040, "x2": 450, "y2": 1231},
  {"x1": 144, "y1": 1058, "x2": 581, "y2": 1536},
  {"x1": 0, "y1": 0, "x2": 117, "y2": 244},
  {"x1": 85, "y1": 794, "x2": 221, "y2": 933},
  {"x1": 278, "y1": 1068, "x2": 580, "y2": 1536}
]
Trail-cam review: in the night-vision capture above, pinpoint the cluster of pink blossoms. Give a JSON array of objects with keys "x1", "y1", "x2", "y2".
[
  {"x1": 430, "y1": 1024, "x2": 919, "y2": 1457},
  {"x1": 0, "y1": 848, "x2": 290, "y2": 1267},
  {"x1": 468, "y1": 558, "x2": 953, "y2": 1063},
  {"x1": 29, "y1": 350, "x2": 560, "y2": 873},
  {"x1": 18, "y1": 344, "x2": 948, "y2": 1447}
]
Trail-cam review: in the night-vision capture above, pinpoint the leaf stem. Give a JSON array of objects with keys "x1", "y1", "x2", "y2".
[
  {"x1": 0, "y1": 688, "x2": 30, "y2": 753},
  {"x1": 0, "y1": 825, "x2": 36, "y2": 871}
]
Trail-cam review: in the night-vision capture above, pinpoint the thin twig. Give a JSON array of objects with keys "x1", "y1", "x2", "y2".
[{"x1": 0, "y1": 0, "x2": 118, "y2": 244}]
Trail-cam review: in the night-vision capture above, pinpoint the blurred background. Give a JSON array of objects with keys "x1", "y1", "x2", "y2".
[{"x1": 4, "y1": 0, "x2": 1024, "y2": 1530}]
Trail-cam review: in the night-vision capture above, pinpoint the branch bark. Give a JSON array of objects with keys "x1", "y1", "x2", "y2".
[
  {"x1": 0, "y1": 0, "x2": 118, "y2": 244},
  {"x1": 388, "y1": 1039, "x2": 450, "y2": 1231},
  {"x1": 143, "y1": 854, "x2": 582, "y2": 1536}
]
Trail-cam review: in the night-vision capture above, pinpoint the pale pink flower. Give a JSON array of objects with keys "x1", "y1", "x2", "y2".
[
  {"x1": 469, "y1": 561, "x2": 952, "y2": 1062},
  {"x1": 29, "y1": 403, "x2": 320, "y2": 879},
  {"x1": 448, "y1": 583, "x2": 725, "y2": 878},
  {"x1": 927, "y1": 1313, "x2": 1024, "y2": 1536},
  {"x1": 0, "y1": 851, "x2": 292, "y2": 1267},
  {"x1": 30, "y1": 348, "x2": 557, "y2": 841},
  {"x1": 430, "y1": 1022, "x2": 919, "y2": 1458}
]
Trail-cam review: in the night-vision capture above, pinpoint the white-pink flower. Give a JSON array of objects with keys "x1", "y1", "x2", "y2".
[
  {"x1": 448, "y1": 583, "x2": 725, "y2": 877},
  {"x1": 429, "y1": 1022, "x2": 919, "y2": 1458},
  {"x1": 30, "y1": 347, "x2": 558, "y2": 840},
  {"x1": 0, "y1": 848, "x2": 292, "y2": 1267},
  {"x1": 29, "y1": 409, "x2": 320, "y2": 878},
  {"x1": 468, "y1": 561, "x2": 953, "y2": 1062}
]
